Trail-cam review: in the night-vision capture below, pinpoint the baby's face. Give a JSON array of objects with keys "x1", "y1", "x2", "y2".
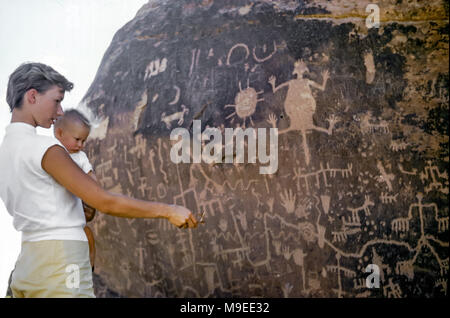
[{"x1": 57, "y1": 123, "x2": 90, "y2": 154}]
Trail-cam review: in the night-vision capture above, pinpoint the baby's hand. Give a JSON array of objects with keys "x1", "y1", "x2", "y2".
[{"x1": 83, "y1": 202, "x2": 96, "y2": 222}]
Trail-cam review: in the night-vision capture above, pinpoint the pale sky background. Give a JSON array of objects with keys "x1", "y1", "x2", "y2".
[{"x1": 0, "y1": 0, "x2": 147, "y2": 296}]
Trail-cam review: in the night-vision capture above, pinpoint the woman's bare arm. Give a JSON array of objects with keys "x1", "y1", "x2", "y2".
[{"x1": 41, "y1": 145, "x2": 197, "y2": 228}]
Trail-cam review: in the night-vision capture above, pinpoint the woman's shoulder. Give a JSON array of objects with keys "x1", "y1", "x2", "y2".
[
  {"x1": 21, "y1": 135, "x2": 66, "y2": 167},
  {"x1": 34, "y1": 134, "x2": 65, "y2": 150}
]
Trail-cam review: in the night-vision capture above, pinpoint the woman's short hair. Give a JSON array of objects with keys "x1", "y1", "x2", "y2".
[{"x1": 6, "y1": 62, "x2": 74, "y2": 112}]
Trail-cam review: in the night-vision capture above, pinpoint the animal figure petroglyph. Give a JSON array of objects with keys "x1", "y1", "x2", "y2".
[
  {"x1": 161, "y1": 104, "x2": 189, "y2": 129},
  {"x1": 360, "y1": 111, "x2": 389, "y2": 134}
]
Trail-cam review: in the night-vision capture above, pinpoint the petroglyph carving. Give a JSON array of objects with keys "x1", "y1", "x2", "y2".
[
  {"x1": 364, "y1": 51, "x2": 376, "y2": 84},
  {"x1": 189, "y1": 48, "x2": 201, "y2": 77},
  {"x1": 298, "y1": 222, "x2": 317, "y2": 243},
  {"x1": 360, "y1": 112, "x2": 389, "y2": 134},
  {"x1": 169, "y1": 85, "x2": 181, "y2": 105},
  {"x1": 157, "y1": 138, "x2": 168, "y2": 184},
  {"x1": 295, "y1": 198, "x2": 311, "y2": 219},
  {"x1": 383, "y1": 278, "x2": 403, "y2": 298},
  {"x1": 267, "y1": 60, "x2": 338, "y2": 165},
  {"x1": 320, "y1": 195, "x2": 331, "y2": 214},
  {"x1": 342, "y1": 211, "x2": 361, "y2": 227},
  {"x1": 353, "y1": 278, "x2": 366, "y2": 290},
  {"x1": 398, "y1": 163, "x2": 417, "y2": 175},
  {"x1": 390, "y1": 140, "x2": 408, "y2": 152},
  {"x1": 82, "y1": 0, "x2": 448, "y2": 298},
  {"x1": 395, "y1": 260, "x2": 414, "y2": 280},
  {"x1": 436, "y1": 216, "x2": 449, "y2": 233},
  {"x1": 376, "y1": 161, "x2": 395, "y2": 191},
  {"x1": 252, "y1": 41, "x2": 277, "y2": 63},
  {"x1": 380, "y1": 192, "x2": 398, "y2": 204},
  {"x1": 226, "y1": 43, "x2": 249, "y2": 66},
  {"x1": 133, "y1": 91, "x2": 148, "y2": 131},
  {"x1": 435, "y1": 278, "x2": 447, "y2": 295},
  {"x1": 332, "y1": 226, "x2": 361, "y2": 243},
  {"x1": 293, "y1": 163, "x2": 352, "y2": 194},
  {"x1": 420, "y1": 161, "x2": 449, "y2": 194},
  {"x1": 347, "y1": 195, "x2": 374, "y2": 217},
  {"x1": 317, "y1": 224, "x2": 326, "y2": 248},
  {"x1": 280, "y1": 189, "x2": 296, "y2": 214},
  {"x1": 225, "y1": 80, "x2": 264, "y2": 127},
  {"x1": 144, "y1": 57, "x2": 167, "y2": 80},
  {"x1": 392, "y1": 217, "x2": 410, "y2": 233},
  {"x1": 161, "y1": 104, "x2": 189, "y2": 129}
]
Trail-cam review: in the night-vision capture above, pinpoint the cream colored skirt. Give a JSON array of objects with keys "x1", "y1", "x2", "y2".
[{"x1": 10, "y1": 240, "x2": 95, "y2": 298}]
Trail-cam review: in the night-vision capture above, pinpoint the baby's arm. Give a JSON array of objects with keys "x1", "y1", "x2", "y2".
[{"x1": 84, "y1": 225, "x2": 96, "y2": 269}]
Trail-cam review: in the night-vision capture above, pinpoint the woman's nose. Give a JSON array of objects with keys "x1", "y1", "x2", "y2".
[{"x1": 57, "y1": 105, "x2": 64, "y2": 116}]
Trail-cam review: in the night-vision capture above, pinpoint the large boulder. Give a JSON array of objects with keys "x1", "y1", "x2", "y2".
[{"x1": 82, "y1": 0, "x2": 448, "y2": 297}]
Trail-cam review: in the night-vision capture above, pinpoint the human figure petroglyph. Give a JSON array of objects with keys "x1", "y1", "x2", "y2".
[
  {"x1": 267, "y1": 59, "x2": 339, "y2": 165},
  {"x1": 420, "y1": 161, "x2": 449, "y2": 194}
]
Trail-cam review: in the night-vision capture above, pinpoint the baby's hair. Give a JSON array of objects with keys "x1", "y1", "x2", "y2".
[{"x1": 55, "y1": 109, "x2": 91, "y2": 130}]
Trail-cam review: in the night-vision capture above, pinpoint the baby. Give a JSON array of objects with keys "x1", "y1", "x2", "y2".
[{"x1": 53, "y1": 109, "x2": 97, "y2": 271}]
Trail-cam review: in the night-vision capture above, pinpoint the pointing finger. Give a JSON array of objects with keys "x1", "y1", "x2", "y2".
[{"x1": 187, "y1": 215, "x2": 197, "y2": 228}]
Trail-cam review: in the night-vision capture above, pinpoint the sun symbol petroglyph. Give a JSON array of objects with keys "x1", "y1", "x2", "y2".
[{"x1": 225, "y1": 79, "x2": 264, "y2": 128}]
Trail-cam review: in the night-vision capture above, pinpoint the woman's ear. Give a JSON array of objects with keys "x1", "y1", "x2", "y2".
[{"x1": 24, "y1": 88, "x2": 38, "y2": 105}]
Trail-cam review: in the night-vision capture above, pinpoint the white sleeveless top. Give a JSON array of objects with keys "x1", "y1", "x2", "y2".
[{"x1": 0, "y1": 122, "x2": 87, "y2": 242}]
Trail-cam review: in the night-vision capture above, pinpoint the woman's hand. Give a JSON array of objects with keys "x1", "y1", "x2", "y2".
[{"x1": 167, "y1": 205, "x2": 198, "y2": 229}]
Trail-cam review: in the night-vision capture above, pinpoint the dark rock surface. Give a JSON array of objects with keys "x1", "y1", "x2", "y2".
[{"x1": 82, "y1": 0, "x2": 448, "y2": 297}]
